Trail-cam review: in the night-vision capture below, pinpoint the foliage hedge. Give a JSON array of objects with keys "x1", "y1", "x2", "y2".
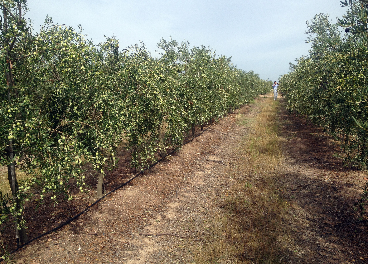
[
  {"x1": 280, "y1": 6, "x2": 368, "y2": 167},
  {"x1": 280, "y1": 0, "x2": 368, "y2": 218}
]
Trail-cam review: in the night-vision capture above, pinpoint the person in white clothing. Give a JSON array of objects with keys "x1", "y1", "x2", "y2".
[{"x1": 272, "y1": 81, "x2": 279, "y2": 100}]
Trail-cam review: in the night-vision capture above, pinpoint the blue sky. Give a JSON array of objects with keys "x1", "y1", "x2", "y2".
[{"x1": 26, "y1": 0, "x2": 348, "y2": 81}]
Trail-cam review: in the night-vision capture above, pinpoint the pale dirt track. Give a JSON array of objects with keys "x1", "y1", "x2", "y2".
[{"x1": 12, "y1": 95, "x2": 368, "y2": 263}]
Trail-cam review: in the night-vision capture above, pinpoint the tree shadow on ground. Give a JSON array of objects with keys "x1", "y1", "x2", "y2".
[{"x1": 276, "y1": 99, "x2": 368, "y2": 263}]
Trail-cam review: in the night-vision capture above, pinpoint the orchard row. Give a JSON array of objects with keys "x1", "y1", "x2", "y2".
[{"x1": 280, "y1": 2, "x2": 368, "y2": 167}]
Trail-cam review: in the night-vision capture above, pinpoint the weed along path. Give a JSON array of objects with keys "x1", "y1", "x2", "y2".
[{"x1": 13, "y1": 95, "x2": 368, "y2": 263}]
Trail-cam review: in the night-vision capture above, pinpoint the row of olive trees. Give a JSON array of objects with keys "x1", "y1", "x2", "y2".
[
  {"x1": 279, "y1": 0, "x2": 368, "y2": 214},
  {"x1": 280, "y1": 1, "x2": 368, "y2": 165},
  {"x1": 0, "y1": 0, "x2": 270, "y2": 253}
]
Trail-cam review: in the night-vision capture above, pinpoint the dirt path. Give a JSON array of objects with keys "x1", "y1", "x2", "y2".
[{"x1": 12, "y1": 95, "x2": 368, "y2": 263}]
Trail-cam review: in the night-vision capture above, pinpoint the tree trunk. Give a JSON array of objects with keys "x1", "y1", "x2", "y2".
[
  {"x1": 7, "y1": 140, "x2": 27, "y2": 247},
  {"x1": 97, "y1": 172, "x2": 104, "y2": 199}
]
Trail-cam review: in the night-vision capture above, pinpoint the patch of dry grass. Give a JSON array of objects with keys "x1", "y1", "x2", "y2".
[{"x1": 194, "y1": 98, "x2": 290, "y2": 263}]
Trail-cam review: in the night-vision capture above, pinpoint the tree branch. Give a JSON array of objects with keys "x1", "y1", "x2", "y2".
[{"x1": 0, "y1": 3, "x2": 18, "y2": 21}]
